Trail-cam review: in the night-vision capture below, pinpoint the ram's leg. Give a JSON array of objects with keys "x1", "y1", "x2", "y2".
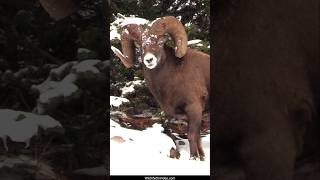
[
  {"x1": 197, "y1": 136, "x2": 205, "y2": 161},
  {"x1": 185, "y1": 103, "x2": 203, "y2": 160}
]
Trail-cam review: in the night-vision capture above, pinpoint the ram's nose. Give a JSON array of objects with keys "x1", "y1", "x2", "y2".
[
  {"x1": 143, "y1": 53, "x2": 156, "y2": 62},
  {"x1": 143, "y1": 53, "x2": 158, "y2": 69},
  {"x1": 146, "y1": 57, "x2": 154, "y2": 63}
]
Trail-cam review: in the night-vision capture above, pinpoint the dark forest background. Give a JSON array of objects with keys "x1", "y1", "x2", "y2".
[{"x1": 0, "y1": 0, "x2": 108, "y2": 179}]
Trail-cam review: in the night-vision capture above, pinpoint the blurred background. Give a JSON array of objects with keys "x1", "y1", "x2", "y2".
[{"x1": 0, "y1": 0, "x2": 107, "y2": 179}]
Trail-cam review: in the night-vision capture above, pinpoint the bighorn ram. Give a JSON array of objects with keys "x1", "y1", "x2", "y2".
[{"x1": 112, "y1": 16, "x2": 210, "y2": 160}]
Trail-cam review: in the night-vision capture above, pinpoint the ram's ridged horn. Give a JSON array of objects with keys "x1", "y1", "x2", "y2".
[
  {"x1": 112, "y1": 24, "x2": 142, "y2": 68},
  {"x1": 150, "y1": 16, "x2": 188, "y2": 58}
]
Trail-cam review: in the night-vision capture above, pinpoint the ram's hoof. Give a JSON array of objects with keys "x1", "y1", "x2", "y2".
[
  {"x1": 189, "y1": 155, "x2": 205, "y2": 161},
  {"x1": 189, "y1": 156, "x2": 198, "y2": 160},
  {"x1": 200, "y1": 156, "x2": 205, "y2": 161}
]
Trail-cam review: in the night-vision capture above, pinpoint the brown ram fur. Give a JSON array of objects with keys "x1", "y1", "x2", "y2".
[
  {"x1": 112, "y1": 16, "x2": 210, "y2": 160},
  {"x1": 212, "y1": 0, "x2": 320, "y2": 180},
  {"x1": 144, "y1": 45, "x2": 210, "y2": 160}
]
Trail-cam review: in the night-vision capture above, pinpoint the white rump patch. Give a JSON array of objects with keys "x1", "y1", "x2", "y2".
[{"x1": 143, "y1": 53, "x2": 158, "y2": 69}]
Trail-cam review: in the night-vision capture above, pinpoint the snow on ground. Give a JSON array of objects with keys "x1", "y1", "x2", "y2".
[
  {"x1": 110, "y1": 96, "x2": 129, "y2": 107},
  {"x1": 110, "y1": 25, "x2": 120, "y2": 41},
  {"x1": 120, "y1": 17, "x2": 149, "y2": 27},
  {"x1": 120, "y1": 79, "x2": 144, "y2": 96},
  {"x1": 187, "y1": 39, "x2": 202, "y2": 45},
  {"x1": 196, "y1": 43, "x2": 204, "y2": 47},
  {"x1": 110, "y1": 14, "x2": 123, "y2": 41},
  {"x1": 185, "y1": 22, "x2": 192, "y2": 28},
  {"x1": 32, "y1": 59, "x2": 107, "y2": 114},
  {"x1": 110, "y1": 78, "x2": 144, "y2": 108},
  {"x1": 72, "y1": 59, "x2": 100, "y2": 74},
  {"x1": 110, "y1": 13, "x2": 149, "y2": 41},
  {"x1": 176, "y1": 0, "x2": 196, "y2": 11},
  {"x1": 110, "y1": 119, "x2": 210, "y2": 175},
  {"x1": 0, "y1": 109, "x2": 62, "y2": 151}
]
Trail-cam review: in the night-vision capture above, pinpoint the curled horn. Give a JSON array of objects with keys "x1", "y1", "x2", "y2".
[
  {"x1": 112, "y1": 24, "x2": 142, "y2": 68},
  {"x1": 150, "y1": 16, "x2": 188, "y2": 58}
]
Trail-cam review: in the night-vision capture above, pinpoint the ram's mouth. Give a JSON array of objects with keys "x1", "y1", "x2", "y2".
[{"x1": 145, "y1": 62, "x2": 157, "y2": 69}]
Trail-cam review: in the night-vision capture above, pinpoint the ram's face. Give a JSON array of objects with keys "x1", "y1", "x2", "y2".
[{"x1": 141, "y1": 33, "x2": 165, "y2": 69}]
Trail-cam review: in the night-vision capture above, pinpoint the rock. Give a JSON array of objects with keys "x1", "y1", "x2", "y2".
[
  {"x1": 77, "y1": 48, "x2": 97, "y2": 60},
  {"x1": 169, "y1": 147, "x2": 180, "y2": 159},
  {"x1": 118, "y1": 116, "x2": 162, "y2": 130},
  {"x1": 111, "y1": 136, "x2": 125, "y2": 143}
]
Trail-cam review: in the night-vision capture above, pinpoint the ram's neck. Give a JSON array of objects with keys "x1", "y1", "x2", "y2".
[
  {"x1": 143, "y1": 45, "x2": 178, "y2": 80},
  {"x1": 142, "y1": 45, "x2": 180, "y2": 106}
]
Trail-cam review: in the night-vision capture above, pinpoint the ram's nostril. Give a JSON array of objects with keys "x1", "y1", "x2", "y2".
[{"x1": 146, "y1": 58, "x2": 153, "y2": 63}]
